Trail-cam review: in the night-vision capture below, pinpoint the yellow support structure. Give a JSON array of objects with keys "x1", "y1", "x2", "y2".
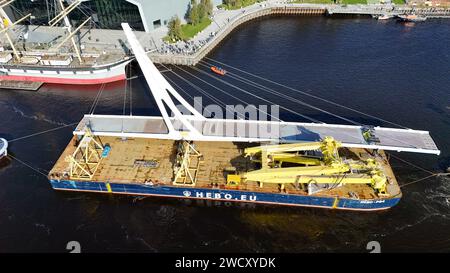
[
  {"x1": 241, "y1": 136, "x2": 388, "y2": 195},
  {"x1": 173, "y1": 141, "x2": 203, "y2": 186},
  {"x1": 66, "y1": 127, "x2": 104, "y2": 180}
]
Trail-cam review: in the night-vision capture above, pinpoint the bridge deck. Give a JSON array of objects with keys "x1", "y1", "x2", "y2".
[{"x1": 74, "y1": 115, "x2": 440, "y2": 155}]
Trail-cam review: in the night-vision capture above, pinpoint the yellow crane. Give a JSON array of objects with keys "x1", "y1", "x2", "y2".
[{"x1": 228, "y1": 137, "x2": 388, "y2": 195}]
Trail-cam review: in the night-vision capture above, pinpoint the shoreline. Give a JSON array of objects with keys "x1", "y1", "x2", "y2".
[
  {"x1": 2, "y1": 1, "x2": 450, "y2": 69},
  {"x1": 148, "y1": 1, "x2": 450, "y2": 65}
]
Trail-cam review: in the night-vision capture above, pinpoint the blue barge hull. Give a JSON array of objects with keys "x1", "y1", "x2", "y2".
[{"x1": 49, "y1": 179, "x2": 401, "y2": 211}]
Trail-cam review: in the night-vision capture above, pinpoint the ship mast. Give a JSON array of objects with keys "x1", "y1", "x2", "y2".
[
  {"x1": 0, "y1": 0, "x2": 31, "y2": 62},
  {"x1": 51, "y1": 0, "x2": 83, "y2": 63}
]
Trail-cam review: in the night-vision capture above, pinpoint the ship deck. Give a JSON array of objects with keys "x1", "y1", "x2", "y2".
[
  {"x1": 49, "y1": 136, "x2": 401, "y2": 200},
  {"x1": 1, "y1": 52, "x2": 127, "y2": 68}
]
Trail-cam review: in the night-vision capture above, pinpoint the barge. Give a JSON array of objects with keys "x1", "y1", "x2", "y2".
[
  {"x1": 47, "y1": 23, "x2": 440, "y2": 211},
  {"x1": 49, "y1": 134, "x2": 403, "y2": 210}
]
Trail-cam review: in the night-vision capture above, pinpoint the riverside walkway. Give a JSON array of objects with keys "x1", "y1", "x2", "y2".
[
  {"x1": 5, "y1": 1, "x2": 450, "y2": 66},
  {"x1": 146, "y1": 1, "x2": 450, "y2": 65}
]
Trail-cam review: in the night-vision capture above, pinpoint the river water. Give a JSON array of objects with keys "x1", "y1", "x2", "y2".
[{"x1": 0, "y1": 16, "x2": 449, "y2": 252}]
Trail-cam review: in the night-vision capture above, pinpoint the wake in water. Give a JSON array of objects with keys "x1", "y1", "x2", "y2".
[
  {"x1": 1, "y1": 100, "x2": 68, "y2": 126},
  {"x1": 424, "y1": 176, "x2": 450, "y2": 211},
  {"x1": 390, "y1": 176, "x2": 450, "y2": 235}
]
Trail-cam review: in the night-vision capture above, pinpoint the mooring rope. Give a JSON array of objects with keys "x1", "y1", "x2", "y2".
[
  {"x1": 89, "y1": 83, "x2": 106, "y2": 114},
  {"x1": 7, "y1": 154, "x2": 49, "y2": 177},
  {"x1": 387, "y1": 153, "x2": 448, "y2": 188},
  {"x1": 7, "y1": 122, "x2": 79, "y2": 143}
]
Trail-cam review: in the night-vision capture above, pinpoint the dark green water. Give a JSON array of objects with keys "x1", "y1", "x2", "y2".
[{"x1": 0, "y1": 16, "x2": 449, "y2": 252}]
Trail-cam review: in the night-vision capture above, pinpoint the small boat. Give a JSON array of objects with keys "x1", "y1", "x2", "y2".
[
  {"x1": 397, "y1": 14, "x2": 427, "y2": 22},
  {"x1": 0, "y1": 138, "x2": 8, "y2": 158},
  {"x1": 377, "y1": 14, "x2": 393, "y2": 20},
  {"x1": 211, "y1": 66, "x2": 227, "y2": 76}
]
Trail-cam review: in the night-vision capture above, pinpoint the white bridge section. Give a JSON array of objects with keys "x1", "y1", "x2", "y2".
[
  {"x1": 72, "y1": 23, "x2": 440, "y2": 156},
  {"x1": 74, "y1": 114, "x2": 440, "y2": 155}
]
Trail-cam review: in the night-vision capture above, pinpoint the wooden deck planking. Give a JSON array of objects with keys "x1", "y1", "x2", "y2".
[{"x1": 49, "y1": 136, "x2": 400, "y2": 199}]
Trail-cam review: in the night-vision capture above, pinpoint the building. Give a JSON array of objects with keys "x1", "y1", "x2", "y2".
[
  {"x1": 7, "y1": 0, "x2": 223, "y2": 33},
  {"x1": 127, "y1": 0, "x2": 222, "y2": 32}
]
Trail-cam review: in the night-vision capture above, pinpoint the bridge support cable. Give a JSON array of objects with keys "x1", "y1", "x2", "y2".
[
  {"x1": 188, "y1": 65, "x2": 320, "y2": 123},
  {"x1": 163, "y1": 75, "x2": 217, "y2": 118},
  {"x1": 200, "y1": 59, "x2": 423, "y2": 147},
  {"x1": 174, "y1": 65, "x2": 282, "y2": 122},
  {"x1": 192, "y1": 64, "x2": 407, "y2": 145},
  {"x1": 203, "y1": 57, "x2": 409, "y2": 129},
  {"x1": 160, "y1": 65, "x2": 246, "y2": 120},
  {"x1": 176, "y1": 65, "x2": 367, "y2": 144},
  {"x1": 198, "y1": 62, "x2": 360, "y2": 126}
]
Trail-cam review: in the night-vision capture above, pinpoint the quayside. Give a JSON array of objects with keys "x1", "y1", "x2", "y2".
[{"x1": 47, "y1": 23, "x2": 440, "y2": 211}]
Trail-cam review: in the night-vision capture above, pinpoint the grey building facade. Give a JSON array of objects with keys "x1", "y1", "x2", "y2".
[
  {"x1": 8, "y1": 0, "x2": 223, "y2": 33},
  {"x1": 126, "y1": 0, "x2": 223, "y2": 32}
]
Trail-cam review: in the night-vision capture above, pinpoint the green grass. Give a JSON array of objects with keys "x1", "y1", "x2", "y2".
[
  {"x1": 293, "y1": 0, "x2": 406, "y2": 3},
  {"x1": 340, "y1": 0, "x2": 367, "y2": 4},
  {"x1": 293, "y1": 0, "x2": 368, "y2": 4},
  {"x1": 164, "y1": 18, "x2": 212, "y2": 43},
  {"x1": 292, "y1": 0, "x2": 334, "y2": 3},
  {"x1": 181, "y1": 18, "x2": 212, "y2": 39},
  {"x1": 221, "y1": 0, "x2": 262, "y2": 10}
]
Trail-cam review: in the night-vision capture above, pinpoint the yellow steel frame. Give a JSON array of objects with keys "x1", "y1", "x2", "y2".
[
  {"x1": 66, "y1": 128, "x2": 104, "y2": 180},
  {"x1": 173, "y1": 141, "x2": 203, "y2": 186},
  {"x1": 241, "y1": 137, "x2": 388, "y2": 195}
]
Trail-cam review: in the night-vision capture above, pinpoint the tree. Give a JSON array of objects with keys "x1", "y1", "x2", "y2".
[
  {"x1": 188, "y1": 0, "x2": 200, "y2": 25},
  {"x1": 223, "y1": 0, "x2": 242, "y2": 9},
  {"x1": 168, "y1": 15, "x2": 182, "y2": 41},
  {"x1": 198, "y1": 1, "x2": 206, "y2": 21},
  {"x1": 201, "y1": 0, "x2": 214, "y2": 17}
]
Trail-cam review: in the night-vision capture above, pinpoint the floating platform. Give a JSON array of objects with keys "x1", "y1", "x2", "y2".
[
  {"x1": 49, "y1": 135, "x2": 402, "y2": 211},
  {"x1": 0, "y1": 80, "x2": 43, "y2": 91}
]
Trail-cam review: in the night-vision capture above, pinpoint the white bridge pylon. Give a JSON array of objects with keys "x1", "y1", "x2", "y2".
[
  {"x1": 122, "y1": 23, "x2": 205, "y2": 140},
  {"x1": 85, "y1": 23, "x2": 441, "y2": 156}
]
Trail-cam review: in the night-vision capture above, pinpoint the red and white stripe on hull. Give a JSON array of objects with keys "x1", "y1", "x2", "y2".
[
  {"x1": 0, "y1": 74, "x2": 126, "y2": 85},
  {"x1": 0, "y1": 59, "x2": 131, "y2": 85}
]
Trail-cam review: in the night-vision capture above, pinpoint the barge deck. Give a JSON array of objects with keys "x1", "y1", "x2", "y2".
[{"x1": 49, "y1": 135, "x2": 401, "y2": 209}]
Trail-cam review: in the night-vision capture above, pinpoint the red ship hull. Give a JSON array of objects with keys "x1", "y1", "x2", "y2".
[{"x1": 0, "y1": 74, "x2": 126, "y2": 85}]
